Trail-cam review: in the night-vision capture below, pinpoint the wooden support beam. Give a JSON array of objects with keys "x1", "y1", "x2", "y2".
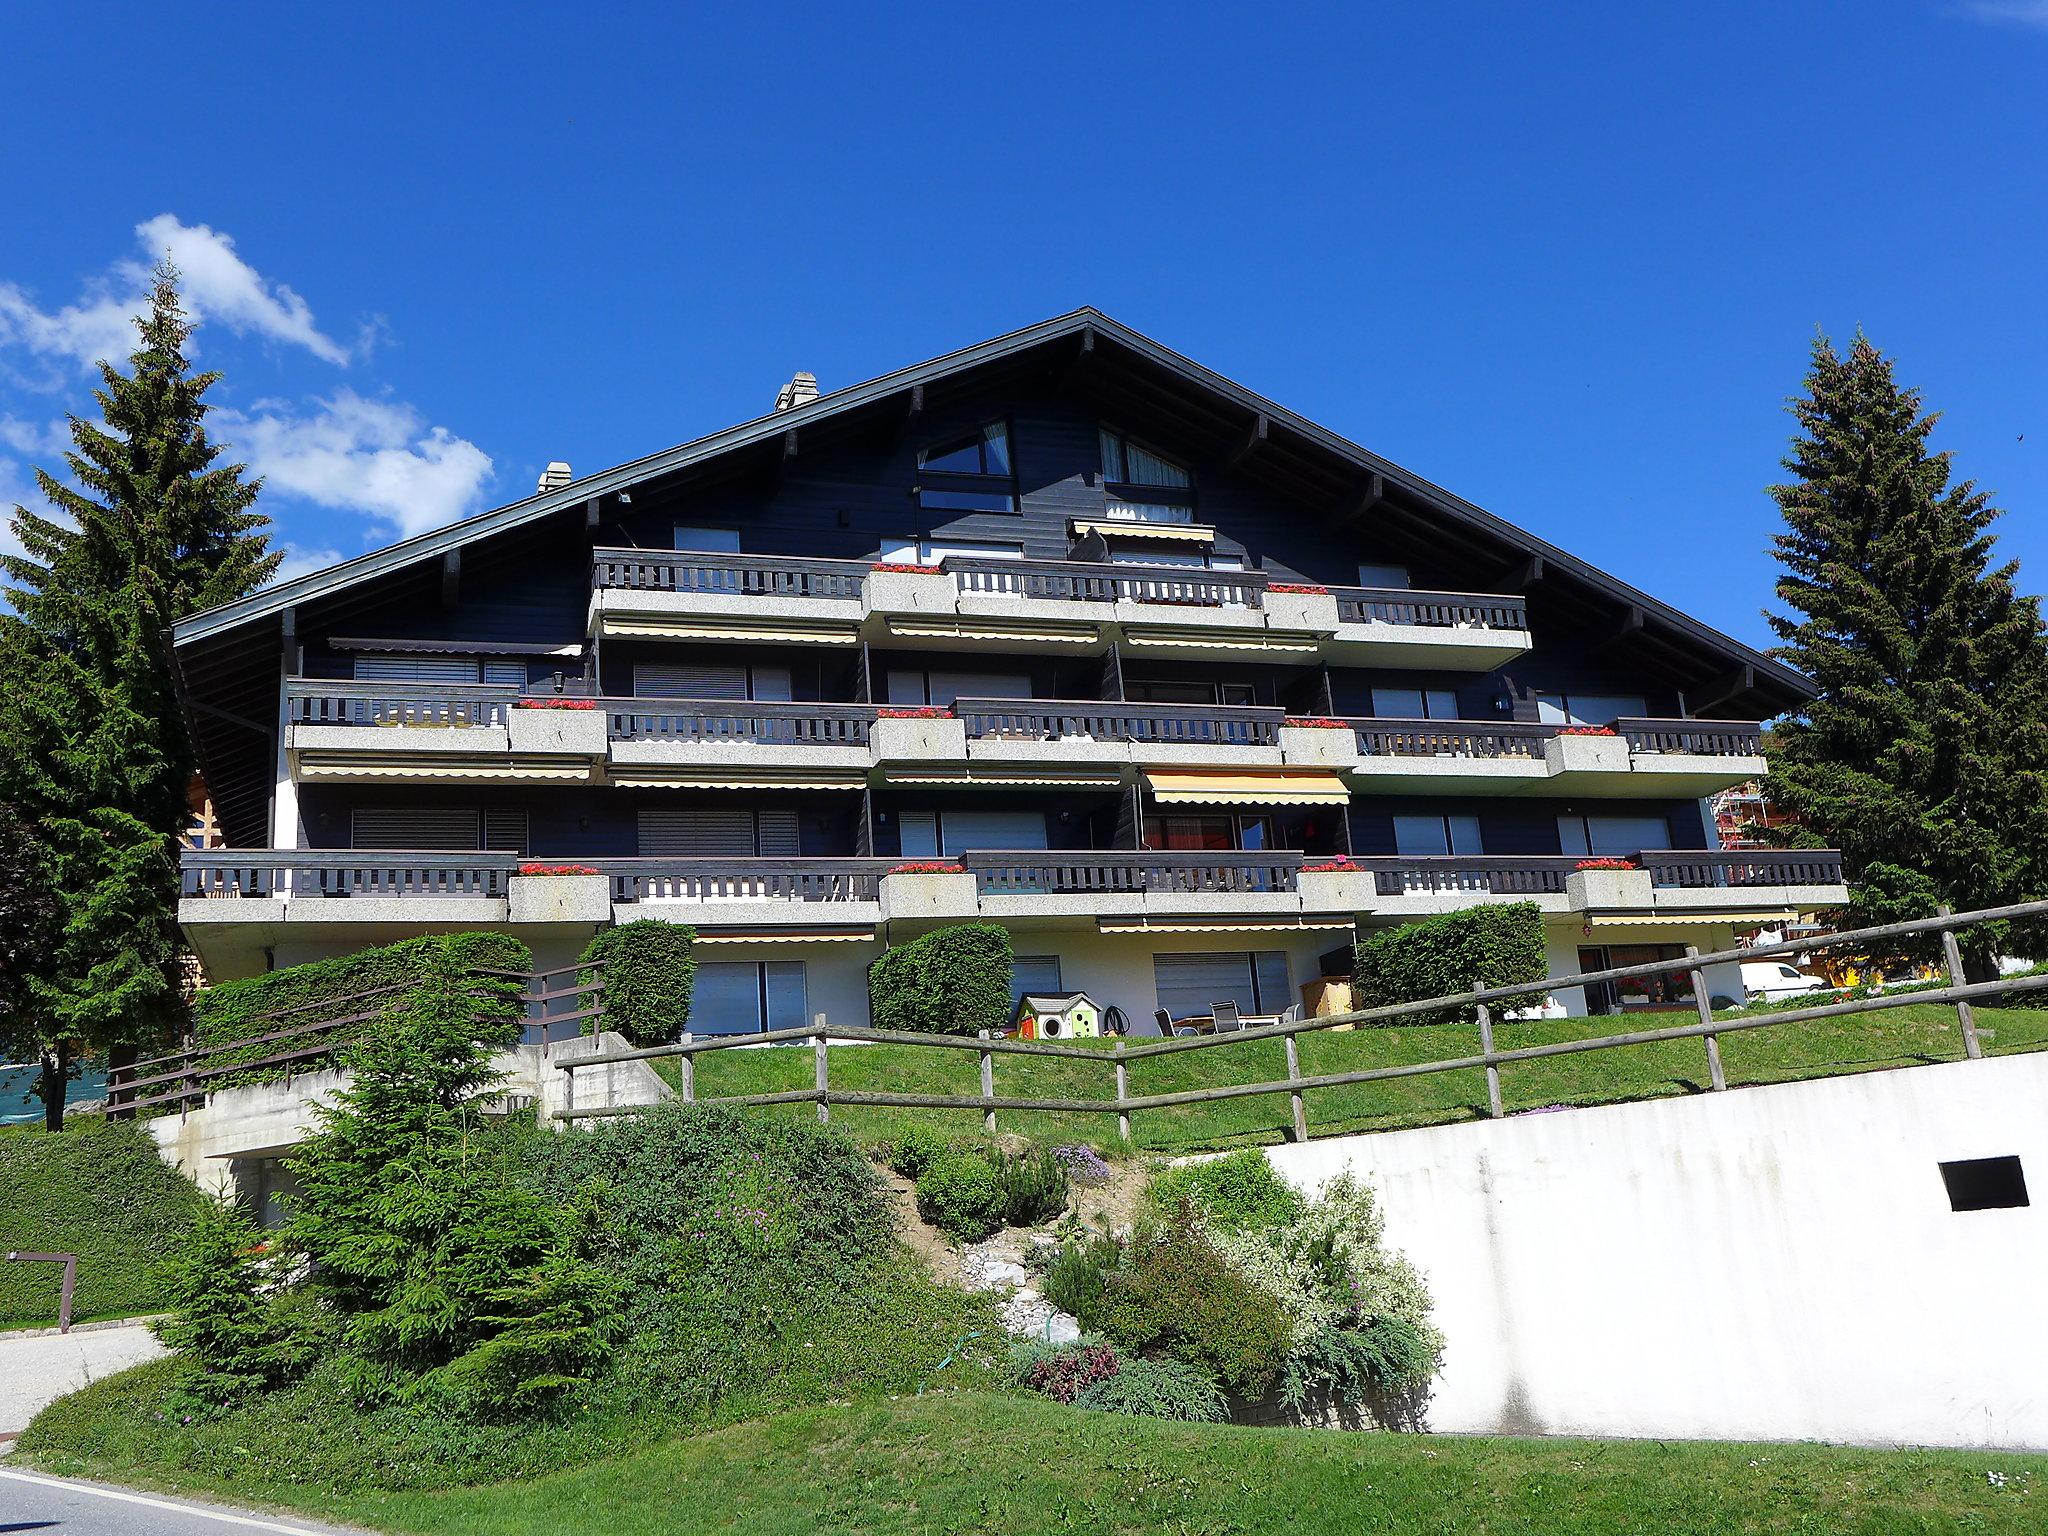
[
  {"x1": 1330, "y1": 473, "x2": 1386, "y2": 531},
  {"x1": 439, "y1": 550, "x2": 461, "y2": 610},
  {"x1": 896, "y1": 382, "x2": 924, "y2": 441},
  {"x1": 1502, "y1": 554, "x2": 1545, "y2": 591},
  {"x1": 1692, "y1": 662, "x2": 1755, "y2": 716},
  {"x1": 1059, "y1": 326, "x2": 1097, "y2": 388},
  {"x1": 1225, "y1": 412, "x2": 1269, "y2": 472},
  {"x1": 1594, "y1": 604, "x2": 1646, "y2": 650},
  {"x1": 585, "y1": 496, "x2": 602, "y2": 531}
]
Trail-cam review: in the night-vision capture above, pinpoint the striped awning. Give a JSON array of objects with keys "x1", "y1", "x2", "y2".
[
  {"x1": 1069, "y1": 518, "x2": 1217, "y2": 545},
  {"x1": 1097, "y1": 916, "x2": 1354, "y2": 935},
  {"x1": 1120, "y1": 627, "x2": 1319, "y2": 654},
  {"x1": 885, "y1": 770, "x2": 1125, "y2": 789},
  {"x1": 295, "y1": 756, "x2": 592, "y2": 782},
  {"x1": 1145, "y1": 768, "x2": 1350, "y2": 806},
  {"x1": 599, "y1": 616, "x2": 860, "y2": 645},
  {"x1": 1580, "y1": 912, "x2": 1791, "y2": 929},
  {"x1": 328, "y1": 636, "x2": 584, "y2": 657},
  {"x1": 693, "y1": 928, "x2": 877, "y2": 945},
  {"x1": 886, "y1": 617, "x2": 1100, "y2": 646},
  {"x1": 610, "y1": 770, "x2": 867, "y2": 791}
]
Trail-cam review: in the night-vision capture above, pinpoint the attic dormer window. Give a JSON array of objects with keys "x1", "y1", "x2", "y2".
[
  {"x1": 916, "y1": 422, "x2": 1016, "y2": 513},
  {"x1": 1100, "y1": 427, "x2": 1194, "y2": 524}
]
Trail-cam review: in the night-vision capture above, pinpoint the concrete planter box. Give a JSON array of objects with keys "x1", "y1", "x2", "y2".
[
  {"x1": 872, "y1": 714, "x2": 968, "y2": 760},
  {"x1": 1261, "y1": 589, "x2": 1342, "y2": 635},
  {"x1": 865, "y1": 568, "x2": 958, "y2": 614},
  {"x1": 508, "y1": 707, "x2": 610, "y2": 758},
  {"x1": 1567, "y1": 868, "x2": 1656, "y2": 911},
  {"x1": 1547, "y1": 733, "x2": 1633, "y2": 776},
  {"x1": 509, "y1": 872, "x2": 612, "y2": 924},
  {"x1": 1279, "y1": 724, "x2": 1359, "y2": 769},
  {"x1": 878, "y1": 869, "x2": 981, "y2": 921},
  {"x1": 1297, "y1": 868, "x2": 1376, "y2": 913},
  {"x1": 291, "y1": 722, "x2": 510, "y2": 755}
]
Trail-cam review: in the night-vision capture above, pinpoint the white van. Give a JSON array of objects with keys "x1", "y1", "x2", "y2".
[{"x1": 1739, "y1": 960, "x2": 1832, "y2": 1002}]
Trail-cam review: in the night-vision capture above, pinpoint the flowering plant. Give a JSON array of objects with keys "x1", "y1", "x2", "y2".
[
  {"x1": 872, "y1": 562, "x2": 943, "y2": 575},
  {"x1": 877, "y1": 706, "x2": 948, "y2": 719},
  {"x1": 519, "y1": 862, "x2": 603, "y2": 876},
  {"x1": 886, "y1": 861, "x2": 965, "y2": 876},
  {"x1": 1267, "y1": 582, "x2": 1329, "y2": 595},
  {"x1": 1557, "y1": 724, "x2": 1617, "y2": 737},
  {"x1": 1301, "y1": 857, "x2": 1356, "y2": 873},
  {"x1": 516, "y1": 697, "x2": 600, "y2": 710},
  {"x1": 1284, "y1": 715, "x2": 1350, "y2": 729},
  {"x1": 1573, "y1": 858, "x2": 1639, "y2": 871}
]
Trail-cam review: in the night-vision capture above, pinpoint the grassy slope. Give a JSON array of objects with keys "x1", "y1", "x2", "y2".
[
  {"x1": 662, "y1": 1003, "x2": 2048, "y2": 1154},
  {"x1": 0, "y1": 1118, "x2": 203, "y2": 1328},
  {"x1": 249, "y1": 1392, "x2": 2048, "y2": 1536}
]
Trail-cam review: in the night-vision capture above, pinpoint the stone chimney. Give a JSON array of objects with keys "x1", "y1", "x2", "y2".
[
  {"x1": 775, "y1": 372, "x2": 819, "y2": 412},
  {"x1": 537, "y1": 461, "x2": 572, "y2": 494}
]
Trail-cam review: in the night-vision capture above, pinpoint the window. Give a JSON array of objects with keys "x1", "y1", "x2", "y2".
[
  {"x1": 897, "y1": 809, "x2": 1049, "y2": 858},
  {"x1": 887, "y1": 670, "x2": 1033, "y2": 707},
  {"x1": 673, "y1": 526, "x2": 742, "y2": 553},
  {"x1": 1011, "y1": 955, "x2": 1063, "y2": 1006},
  {"x1": 1393, "y1": 814, "x2": 1483, "y2": 857},
  {"x1": 351, "y1": 806, "x2": 526, "y2": 852},
  {"x1": 1100, "y1": 427, "x2": 1195, "y2": 524},
  {"x1": 1557, "y1": 814, "x2": 1670, "y2": 858},
  {"x1": 882, "y1": 535, "x2": 1024, "y2": 565},
  {"x1": 1577, "y1": 944, "x2": 1689, "y2": 1014},
  {"x1": 1372, "y1": 687, "x2": 1459, "y2": 720},
  {"x1": 633, "y1": 663, "x2": 792, "y2": 702},
  {"x1": 353, "y1": 654, "x2": 526, "y2": 687},
  {"x1": 691, "y1": 960, "x2": 808, "y2": 1037},
  {"x1": 1536, "y1": 692, "x2": 1648, "y2": 726},
  {"x1": 1153, "y1": 950, "x2": 1292, "y2": 1023},
  {"x1": 637, "y1": 807, "x2": 801, "y2": 857},
  {"x1": 1126, "y1": 679, "x2": 1256, "y2": 707},
  {"x1": 917, "y1": 422, "x2": 1016, "y2": 513},
  {"x1": 1357, "y1": 563, "x2": 1411, "y2": 589},
  {"x1": 1144, "y1": 813, "x2": 1273, "y2": 852}
]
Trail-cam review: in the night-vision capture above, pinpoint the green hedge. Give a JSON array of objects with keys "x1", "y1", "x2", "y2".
[
  {"x1": 0, "y1": 1119, "x2": 206, "y2": 1327},
  {"x1": 184, "y1": 933, "x2": 532, "y2": 1094},
  {"x1": 867, "y1": 923, "x2": 1013, "y2": 1036},
  {"x1": 580, "y1": 921, "x2": 695, "y2": 1046},
  {"x1": 1353, "y1": 902, "x2": 1547, "y2": 1025}
]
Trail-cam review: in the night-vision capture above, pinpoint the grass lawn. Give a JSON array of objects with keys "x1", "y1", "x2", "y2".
[
  {"x1": 655, "y1": 1004, "x2": 2048, "y2": 1154},
  {"x1": 127, "y1": 1390, "x2": 2038, "y2": 1536}
]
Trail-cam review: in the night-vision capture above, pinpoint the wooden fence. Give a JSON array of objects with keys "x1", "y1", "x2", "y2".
[{"x1": 554, "y1": 898, "x2": 2048, "y2": 1141}]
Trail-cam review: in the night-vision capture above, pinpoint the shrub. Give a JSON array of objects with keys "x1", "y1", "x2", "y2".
[
  {"x1": 581, "y1": 920, "x2": 695, "y2": 1046},
  {"x1": 993, "y1": 1144, "x2": 1070, "y2": 1228},
  {"x1": 1147, "y1": 1150, "x2": 1304, "y2": 1232},
  {"x1": 915, "y1": 1152, "x2": 1006, "y2": 1242},
  {"x1": 151, "y1": 1198, "x2": 311, "y2": 1411},
  {"x1": 1086, "y1": 1203, "x2": 1293, "y2": 1398},
  {"x1": 885, "y1": 1121, "x2": 952, "y2": 1181},
  {"x1": 1075, "y1": 1354, "x2": 1229, "y2": 1421},
  {"x1": 1353, "y1": 902, "x2": 1546, "y2": 1025},
  {"x1": 1013, "y1": 1338, "x2": 1120, "y2": 1403},
  {"x1": 1278, "y1": 1318, "x2": 1438, "y2": 1423},
  {"x1": 867, "y1": 923, "x2": 1013, "y2": 1036},
  {"x1": 1040, "y1": 1232, "x2": 1124, "y2": 1323}
]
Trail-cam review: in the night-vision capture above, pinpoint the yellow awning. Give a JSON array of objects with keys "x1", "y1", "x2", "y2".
[
  {"x1": 885, "y1": 770, "x2": 1125, "y2": 789},
  {"x1": 887, "y1": 617, "x2": 1100, "y2": 645},
  {"x1": 693, "y1": 928, "x2": 877, "y2": 945},
  {"x1": 1120, "y1": 627, "x2": 1319, "y2": 654},
  {"x1": 1098, "y1": 916, "x2": 1354, "y2": 935},
  {"x1": 599, "y1": 616, "x2": 860, "y2": 645},
  {"x1": 296, "y1": 756, "x2": 592, "y2": 782},
  {"x1": 1145, "y1": 768, "x2": 1351, "y2": 806},
  {"x1": 1069, "y1": 518, "x2": 1217, "y2": 545},
  {"x1": 1580, "y1": 912, "x2": 1791, "y2": 929},
  {"x1": 609, "y1": 770, "x2": 866, "y2": 791}
]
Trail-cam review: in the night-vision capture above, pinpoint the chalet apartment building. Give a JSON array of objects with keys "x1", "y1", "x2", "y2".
[{"x1": 171, "y1": 311, "x2": 1845, "y2": 1036}]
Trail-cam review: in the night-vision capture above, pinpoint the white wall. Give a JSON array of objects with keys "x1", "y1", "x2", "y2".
[{"x1": 1266, "y1": 1053, "x2": 2048, "y2": 1450}]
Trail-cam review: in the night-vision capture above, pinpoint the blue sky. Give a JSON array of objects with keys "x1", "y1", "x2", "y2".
[{"x1": 2, "y1": 1, "x2": 2044, "y2": 650}]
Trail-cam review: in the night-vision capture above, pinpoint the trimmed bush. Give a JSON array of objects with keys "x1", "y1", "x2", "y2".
[
  {"x1": 993, "y1": 1144, "x2": 1070, "y2": 1228},
  {"x1": 1353, "y1": 901, "x2": 1546, "y2": 1025},
  {"x1": 1147, "y1": 1149, "x2": 1304, "y2": 1233},
  {"x1": 580, "y1": 921, "x2": 696, "y2": 1046},
  {"x1": 915, "y1": 1152, "x2": 1006, "y2": 1241},
  {"x1": 1075, "y1": 1354, "x2": 1229, "y2": 1422},
  {"x1": 884, "y1": 1121, "x2": 951, "y2": 1180},
  {"x1": 867, "y1": 923, "x2": 1013, "y2": 1036}
]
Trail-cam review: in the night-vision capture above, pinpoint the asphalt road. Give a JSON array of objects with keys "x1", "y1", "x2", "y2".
[{"x1": 0, "y1": 1467, "x2": 366, "y2": 1535}]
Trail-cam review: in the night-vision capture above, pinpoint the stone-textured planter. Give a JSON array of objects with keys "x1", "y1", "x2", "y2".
[
  {"x1": 1279, "y1": 723, "x2": 1359, "y2": 769},
  {"x1": 1261, "y1": 588, "x2": 1342, "y2": 635},
  {"x1": 1566, "y1": 868, "x2": 1656, "y2": 911},
  {"x1": 508, "y1": 707, "x2": 610, "y2": 759},
  {"x1": 872, "y1": 713, "x2": 968, "y2": 760},
  {"x1": 1297, "y1": 868, "x2": 1376, "y2": 913},
  {"x1": 865, "y1": 567, "x2": 959, "y2": 614},
  {"x1": 1546, "y1": 733, "x2": 1632, "y2": 776},
  {"x1": 508, "y1": 872, "x2": 613, "y2": 924},
  {"x1": 878, "y1": 869, "x2": 980, "y2": 921}
]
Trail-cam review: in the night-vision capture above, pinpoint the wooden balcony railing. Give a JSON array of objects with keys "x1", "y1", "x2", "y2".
[
  {"x1": 591, "y1": 548, "x2": 868, "y2": 600},
  {"x1": 944, "y1": 555, "x2": 1268, "y2": 609},
  {"x1": 1352, "y1": 719, "x2": 1554, "y2": 759},
  {"x1": 952, "y1": 698, "x2": 1285, "y2": 748},
  {"x1": 1613, "y1": 718, "x2": 1765, "y2": 756},
  {"x1": 1640, "y1": 850, "x2": 1845, "y2": 888},
  {"x1": 1351, "y1": 855, "x2": 1580, "y2": 897},
  {"x1": 182, "y1": 850, "x2": 518, "y2": 899},
  {"x1": 595, "y1": 857, "x2": 893, "y2": 905},
  {"x1": 606, "y1": 699, "x2": 876, "y2": 745},
  {"x1": 1331, "y1": 586, "x2": 1528, "y2": 630},
  {"x1": 959, "y1": 849, "x2": 1305, "y2": 896},
  {"x1": 286, "y1": 678, "x2": 521, "y2": 727}
]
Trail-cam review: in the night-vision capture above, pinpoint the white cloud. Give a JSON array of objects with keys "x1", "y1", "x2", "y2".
[
  {"x1": 221, "y1": 390, "x2": 495, "y2": 539},
  {"x1": 1959, "y1": 1, "x2": 2048, "y2": 25},
  {"x1": 267, "y1": 542, "x2": 349, "y2": 586},
  {"x1": 0, "y1": 214, "x2": 353, "y2": 375},
  {"x1": 0, "y1": 415, "x2": 68, "y2": 459}
]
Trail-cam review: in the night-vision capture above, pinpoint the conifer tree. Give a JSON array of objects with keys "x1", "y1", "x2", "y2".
[
  {"x1": 1765, "y1": 334, "x2": 2048, "y2": 973},
  {"x1": 0, "y1": 261, "x2": 281, "y2": 1126}
]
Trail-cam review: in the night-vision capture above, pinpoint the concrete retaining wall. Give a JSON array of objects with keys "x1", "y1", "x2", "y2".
[{"x1": 1266, "y1": 1052, "x2": 2048, "y2": 1450}]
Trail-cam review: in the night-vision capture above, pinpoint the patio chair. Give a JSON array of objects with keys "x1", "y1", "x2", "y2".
[
  {"x1": 1211, "y1": 1000, "x2": 1244, "y2": 1033},
  {"x1": 1154, "y1": 1008, "x2": 1174, "y2": 1036}
]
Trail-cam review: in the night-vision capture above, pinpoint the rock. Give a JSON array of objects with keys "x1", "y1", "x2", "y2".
[
  {"x1": 1044, "y1": 1311, "x2": 1082, "y2": 1345},
  {"x1": 978, "y1": 1260, "x2": 1029, "y2": 1289}
]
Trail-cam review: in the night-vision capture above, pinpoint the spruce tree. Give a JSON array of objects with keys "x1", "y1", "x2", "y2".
[
  {"x1": 0, "y1": 261, "x2": 281, "y2": 1126},
  {"x1": 1764, "y1": 333, "x2": 2048, "y2": 974}
]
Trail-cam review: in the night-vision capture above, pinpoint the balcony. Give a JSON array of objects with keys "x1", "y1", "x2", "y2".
[
  {"x1": 1323, "y1": 585, "x2": 1533, "y2": 669},
  {"x1": 597, "y1": 856, "x2": 889, "y2": 935},
  {"x1": 957, "y1": 850, "x2": 1310, "y2": 925},
  {"x1": 886, "y1": 698, "x2": 1287, "y2": 782},
  {"x1": 285, "y1": 681, "x2": 607, "y2": 784},
  {"x1": 1345, "y1": 717, "x2": 1765, "y2": 797},
  {"x1": 605, "y1": 699, "x2": 874, "y2": 790},
  {"x1": 590, "y1": 549, "x2": 869, "y2": 646},
  {"x1": 1639, "y1": 849, "x2": 1847, "y2": 912}
]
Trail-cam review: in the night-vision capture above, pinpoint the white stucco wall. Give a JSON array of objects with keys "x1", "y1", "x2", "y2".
[{"x1": 1266, "y1": 1052, "x2": 2048, "y2": 1450}]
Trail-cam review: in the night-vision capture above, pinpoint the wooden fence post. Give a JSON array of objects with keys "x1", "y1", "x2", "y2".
[
  {"x1": 678, "y1": 1033, "x2": 695, "y2": 1104},
  {"x1": 977, "y1": 1030, "x2": 996, "y2": 1135},
  {"x1": 1475, "y1": 1003, "x2": 1503, "y2": 1118},
  {"x1": 814, "y1": 1023, "x2": 830, "y2": 1124},
  {"x1": 1937, "y1": 904, "x2": 1984, "y2": 1060},
  {"x1": 1114, "y1": 1040, "x2": 1131, "y2": 1144},
  {"x1": 1284, "y1": 1033, "x2": 1308, "y2": 1143},
  {"x1": 1686, "y1": 945, "x2": 1726, "y2": 1091}
]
